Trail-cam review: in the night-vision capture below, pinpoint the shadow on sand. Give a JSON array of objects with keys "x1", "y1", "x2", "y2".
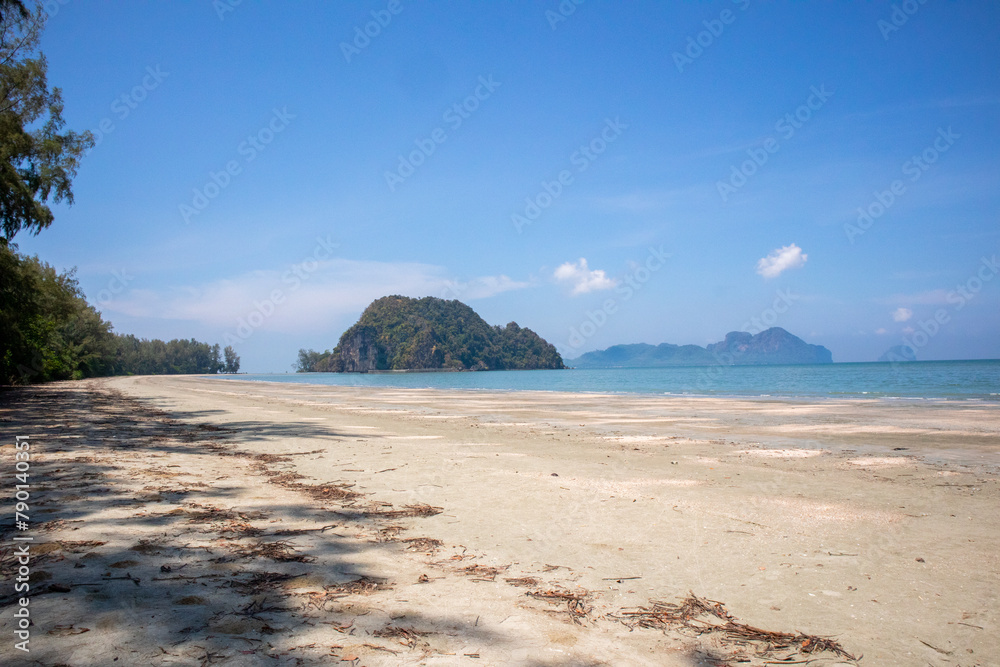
[{"x1": 0, "y1": 380, "x2": 853, "y2": 666}]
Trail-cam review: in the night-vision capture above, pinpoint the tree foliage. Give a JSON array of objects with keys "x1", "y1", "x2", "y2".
[
  {"x1": 0, "y1": 1, "x2": 28, "y2": 23},
  {"x1": 0, "y1": 3, "x2": 93, "y2": 242},
  {"x1": 0, "y1": 245, "x2": 227, "y2": 384},
  {"x1": 223, "y1": 345, "x2": 240, "y2": 374},
  {"x1": 296, "y1": 296, "x2": 565, "y2": 373},
  {"x1": 0, "y1": 4, "x2": 228, "y2": 384},
  {"x1": 295, "y1": 348, "x2": 329, "y2": 373}
]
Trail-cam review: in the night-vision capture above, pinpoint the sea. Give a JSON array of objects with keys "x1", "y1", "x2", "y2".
[{"x1": 214, "y1": 359, "x2": 1000, "y2": 402}]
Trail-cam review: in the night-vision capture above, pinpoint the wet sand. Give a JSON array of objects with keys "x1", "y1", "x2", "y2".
[{"x1": 1, "y1": 375, "x2": 997, "y2": 666}]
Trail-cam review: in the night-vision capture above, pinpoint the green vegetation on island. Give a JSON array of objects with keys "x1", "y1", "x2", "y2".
[{"x1": 296, "y1": 295, "x2": 565, "y2": 372}]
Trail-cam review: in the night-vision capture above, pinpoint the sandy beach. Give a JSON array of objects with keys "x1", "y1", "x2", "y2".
[{"x1": 1, "y1": 375, "x2": 998, "y2": 666}]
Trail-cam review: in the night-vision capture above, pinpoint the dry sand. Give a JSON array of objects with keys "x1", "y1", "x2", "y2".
[{"x1": 1, "y1": 375, "x2": 998, "y2": 666}]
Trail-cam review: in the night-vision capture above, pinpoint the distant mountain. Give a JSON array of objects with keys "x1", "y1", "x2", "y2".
[
  {"x1": 570, "y1": 328, "x2": 832, "y2": 368},
  {"x1": 297, "y1": 296, "x2": 565, "y2": 373},
  {"x1": 570, "y1": 342, "x2": 715, "y2": 368},
  {"x1": 707, "y1": 329, "x2": 833, "y2": 365},
  {"x1": 878, "y1": 344, "x2": 917, "y2": 363}
]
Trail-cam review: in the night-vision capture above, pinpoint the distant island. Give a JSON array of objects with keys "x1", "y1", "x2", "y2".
[
  {"x1": 297, "y1": 296, "x2": 565, "y2": 372},
  {"x1": 570, "y1": 328, "x2": 833, "y2": 368}
]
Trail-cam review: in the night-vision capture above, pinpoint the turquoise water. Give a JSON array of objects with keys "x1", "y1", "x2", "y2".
[{"x1": 214, "y1": 360, "x2": 1000, "y2": 402}]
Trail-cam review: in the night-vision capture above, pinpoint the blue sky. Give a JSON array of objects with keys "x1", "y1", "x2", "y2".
[{"x1": 18, "y1": 0, "x2": 1000, "y2": 371}]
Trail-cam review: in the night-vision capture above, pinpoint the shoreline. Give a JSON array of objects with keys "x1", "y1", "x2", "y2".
[
  {"x1": 222, "y1": 373, "x2": 1000, "y2": 405},
  {"x1": 1, "y1": 375, "x2": 997, "y2": 665},
  {"x1": 209, "y1": 364, "x2": 1000, "y2": 404},
  {"x1": 205, "y1": 375, "x2": 1000, "y2": 470}
]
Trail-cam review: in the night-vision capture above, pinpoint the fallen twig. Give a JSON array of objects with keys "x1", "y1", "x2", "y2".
[
  {"x1": 611, "y1": 592, "x2": 857, "y2": 661},
  {"x1": 71, "y1": 572, "x2": 141, "y2": 587}
]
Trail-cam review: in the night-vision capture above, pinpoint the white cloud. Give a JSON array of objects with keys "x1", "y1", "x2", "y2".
[
  {"x1": 441, "y1": 275, "x2": 531, "y2": 301},
  {"x1": 875, "y1": 327, "x2": 888, "y2": 335},
  {"x1": 100, "y1": 259, "x2": 530, "y2": 334},
  {"x1": 755, "y1": 243, "x2": 808, "y2": 279},
  {"x1": 553, "y1": 258, "x2": 618, "y2": 295},
  {"x1": 892, "y1": 307, "x2": 913, "y2": 322},
  {"x1": 902, "y1": 326, "x2": 915, "y2": 334}
]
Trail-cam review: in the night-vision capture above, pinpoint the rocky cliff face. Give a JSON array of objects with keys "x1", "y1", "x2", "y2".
[{"x1": 335, "y1": 326, "x2": 384, "y2": 372}]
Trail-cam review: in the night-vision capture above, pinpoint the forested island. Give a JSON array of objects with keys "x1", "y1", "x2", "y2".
[
  {"x1": 297, "y1": 296, "x2": 565, "y2": 372},
  {"x1": 571, "y1": 327, "x2": 833, "y2": 368}
]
